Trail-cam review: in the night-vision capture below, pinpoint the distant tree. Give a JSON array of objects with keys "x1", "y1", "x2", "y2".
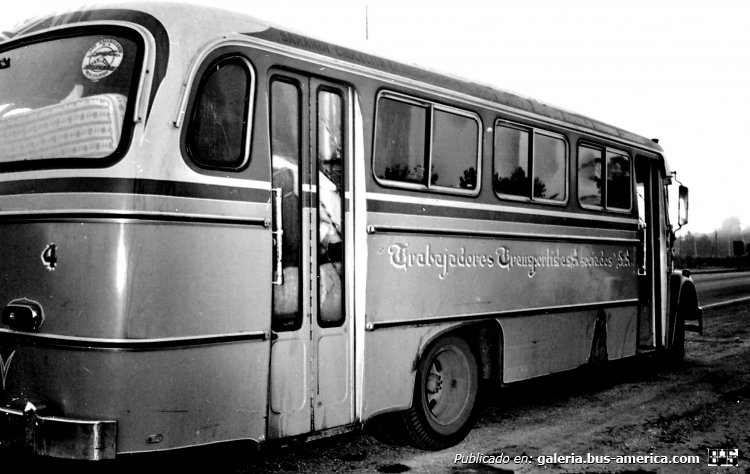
[
  {"x1": 494, "y1": 167, "x2": 530, "y2": 197},
  {"x1": 459, "y1": 167, "x2": 477, "y2": 190}
]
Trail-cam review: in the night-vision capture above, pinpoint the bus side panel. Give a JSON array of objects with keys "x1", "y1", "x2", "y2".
[
  {"x1": 0, "y1": 220, "x2": 271, "y2": 452},
  {"x1": 363, "y1": 232, "x2": 638, "y2": 417},
  {"x1": 361, "y1": 326, "x2": 443, "y2": 419},
  {"x1": 500, "y1": 306, "x2": 637, "y2": 382},
  {"x1": 0, "y1": 220, "x2": 270, "y2": 339},
  {"x1": 366, "y1": 233, "x2": 638, "y2": 324},
  {"x1": 1, "y1": 341, "x2": 268, "y2": 453}
]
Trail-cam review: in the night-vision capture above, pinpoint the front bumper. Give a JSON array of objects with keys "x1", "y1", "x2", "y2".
[{"x1": 0, "y1": 403, "x2": 116, "y2": 460}]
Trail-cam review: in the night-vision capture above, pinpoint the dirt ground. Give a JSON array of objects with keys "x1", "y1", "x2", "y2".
[{"x1": 5, "y1": 302, "x2": 749, "y2": 473}]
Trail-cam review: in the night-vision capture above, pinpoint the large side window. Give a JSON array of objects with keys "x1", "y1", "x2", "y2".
[
  {"x1": 432, "y1": 109, "x2": 480, "y2": 190},
  {"x1": 186, "y1": 56, "x2": 253, "y2": 169},
  {"x1": 373, "y1": 92, "x2": 480, "y2": 194},
  {"x1": 493, "y1": 121, "x2": 567, "y2": 203},
  {"x1": 577, "y1": 143, "x2": 631, "y2": 211}
]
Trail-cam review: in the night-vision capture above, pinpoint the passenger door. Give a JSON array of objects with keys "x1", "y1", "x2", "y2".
[
  {"x1": 267, "y1": 70, "x2": 354, "y2": 438},
  {"x1": 636, "y1": 157, "x2": 667, "y2": 349}
]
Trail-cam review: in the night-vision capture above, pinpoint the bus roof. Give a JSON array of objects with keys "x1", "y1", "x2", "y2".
[{"x1": 2, "y1": 2, "x2": 666, "y2": 159}]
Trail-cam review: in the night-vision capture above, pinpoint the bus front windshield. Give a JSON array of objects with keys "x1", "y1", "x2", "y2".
[{"x1": 0, "y1": 33, "x2": 139, "y2": 165}]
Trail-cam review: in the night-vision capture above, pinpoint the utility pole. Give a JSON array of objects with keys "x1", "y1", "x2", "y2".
[{"x1": 365, "y1": 3, "x2": 369, "y2": 40}]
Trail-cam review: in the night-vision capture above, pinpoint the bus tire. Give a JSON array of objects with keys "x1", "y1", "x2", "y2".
[{"x1": 402, "y1": 336, "x2": 478, "y2": 450}]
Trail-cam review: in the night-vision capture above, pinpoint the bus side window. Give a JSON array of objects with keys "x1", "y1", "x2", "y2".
[
  {"x1": 606, "y1": 150, "x2": 631, "y2": 210},
  {"x1": 186, "y1": 56, "x2": 252, "y2": 169},
  {"x1": 578, "y1": 144, "x2": 603, "y2": 207},
  {"x1": 373, "y1": 96, "x2": 428, "y2": 185},
  {"x1": 578, "y1": 144, "x2": 632, "y2": 211},
  {"x1": 494, "y1": 122, "x2": 567, "y2": 202},
  {"x1": 431, "y1": 109, "x2": 479, "y2": 190}
]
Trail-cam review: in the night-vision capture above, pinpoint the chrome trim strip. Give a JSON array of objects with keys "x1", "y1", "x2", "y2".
[
  {"x1": 366, "y1": 224, "x2": 640, "y2": 244},
  {"x1": 367, "y1": 192, "x2": 639, "y2": 225},
  {"x1": 366, "y1": 299, "x2": 640, "y2": 331},
  {"x1": 0, "y1": 328, "x2": 270, "y2": 350},
  {"x1": 0, "y1": 210, "x2": 268, "y2": 227}
]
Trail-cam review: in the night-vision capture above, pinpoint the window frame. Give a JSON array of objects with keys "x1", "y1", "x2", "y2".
[
  {"x1": 372, "y1": 90, "x2": 482, "y2": 197},
  {"x1": 183, "y1": 54, "x2": 256, "y2": 172},
  {"x1": 577, "y1": 141, "x2": 633, "y2": 213},
  {"x1": 493, "y1": 119, "x2": 569, "y2": 206}
]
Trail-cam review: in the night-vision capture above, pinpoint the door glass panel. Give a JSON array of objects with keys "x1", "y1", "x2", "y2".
[
  {"x1": 317, "y1": 90, "x2": 344, "y2": 326},
  {"x1": 271, "y1": 79, "x2": 302, "y2": 331}
]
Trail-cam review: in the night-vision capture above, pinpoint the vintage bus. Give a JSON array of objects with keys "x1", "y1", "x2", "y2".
[{"x1": 0, "y1": 2, "x2": 702, "y2": 460}]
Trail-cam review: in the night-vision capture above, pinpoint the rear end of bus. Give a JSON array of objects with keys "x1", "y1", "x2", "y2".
[{"x1": 0, "y1": 6, "x2": 272, "y2": 459}]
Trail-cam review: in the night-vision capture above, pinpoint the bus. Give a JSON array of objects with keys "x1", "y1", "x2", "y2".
[{"x1": 0, "y1": 2, "x2": 702, "y2": 460}]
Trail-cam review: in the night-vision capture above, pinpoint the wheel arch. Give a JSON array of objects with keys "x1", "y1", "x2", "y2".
[
  {"x1": 669, "y1": 271, "x2": 703, "y2": 346},
  {"x1": 414, "y1": 320, "x2": 504, "y2": 384}
]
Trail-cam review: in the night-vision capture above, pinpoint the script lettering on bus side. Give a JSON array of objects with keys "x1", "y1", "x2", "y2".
[{"x1": 387, "y1": 243, "x2": 633, "y2": 279}]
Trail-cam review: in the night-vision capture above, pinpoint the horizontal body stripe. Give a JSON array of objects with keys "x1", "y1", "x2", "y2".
[
  {"x1": 367, "y1": 224, "x2": 639, "y2": 245},
  {"x1": 0, "y1": 177, "x2": 270, "y2": 203},
  {"x1": 367, "y1": 197, "x2": 636, "y2": 231},
  {"x1": 0, "y1": 327, "x2": 269, "y2": 351},
  {"x1": 368, "y1": 192, "x2": 637, "y2": 224},
  {"x1": 366, "y1": 299, "x2": 639, "y2": 331},
  {"x1": 0, "y1": 211, "x2": 268, "y2": 227}
]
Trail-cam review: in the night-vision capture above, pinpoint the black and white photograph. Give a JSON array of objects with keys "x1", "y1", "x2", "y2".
[{"x1": 0, "y1": 1, "x2": 748, "y2": 472}]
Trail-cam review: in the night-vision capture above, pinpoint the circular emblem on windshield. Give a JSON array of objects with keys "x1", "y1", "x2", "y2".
[{"x1": 82, "y1": 38, "x2": 123, "y2": 82}]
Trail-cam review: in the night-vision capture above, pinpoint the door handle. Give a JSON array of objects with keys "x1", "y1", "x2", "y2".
[{"x1": 272, "y1": 187, "x2": 284, "y2": 286}]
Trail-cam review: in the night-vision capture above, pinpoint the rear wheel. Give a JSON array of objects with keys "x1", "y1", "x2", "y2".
[{"x1": 402, "y1": 336, "x2": 478, "y2": 450}]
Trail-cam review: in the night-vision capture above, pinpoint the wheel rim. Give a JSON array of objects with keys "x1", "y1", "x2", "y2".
[{"x1": 423, "y1": 345, "x2": 473, "y2": 428}]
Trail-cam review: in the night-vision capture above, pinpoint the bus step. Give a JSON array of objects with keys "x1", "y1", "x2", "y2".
[{"x1": 683, "y1": 323, "x2": 702, "y2": 334}]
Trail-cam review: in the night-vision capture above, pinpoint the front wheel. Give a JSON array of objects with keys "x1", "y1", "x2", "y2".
[{"x1": 402, "y1": 336, "x2": 479, "y2": 450}]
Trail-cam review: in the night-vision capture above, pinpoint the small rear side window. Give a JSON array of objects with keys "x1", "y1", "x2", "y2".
[
  {"x1": 577, "y1": 143, "x2": 632, "y2": 211},
  {"x1": 186, "y1": 57, "x2": 253, "y2": 169}
]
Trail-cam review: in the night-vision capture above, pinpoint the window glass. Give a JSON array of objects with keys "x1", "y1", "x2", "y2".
[
  {"x1": 606, "y1": 150, "x2": 631, "y2": 209},
  {"x1": 186, "y1": 58, "x2": 250, "y2": 168},
  {"x1": 317, "y1": 90, "x2": 344, "y2": 327},
  {"x1": 0, "y1": 33, "x2": 139, "y2": 166},
  {"x1": 493, "y1": 125, "x2": 530, "y2": 197},
  {"x1": 373, "y1": 97, "x2": 427, "y2": 185},
  {"x1": 578, "y1": 145, "x2": 603, "y2": 207},
  {"x1": 431, "y1": 109, "x2": 478, "y2": 190},
  {"x1": 533, "y1": 133, "x2": 566, "y2": 201},
  {"x1": 271, "y1": 79, "x2": 301, "y2": 332}
]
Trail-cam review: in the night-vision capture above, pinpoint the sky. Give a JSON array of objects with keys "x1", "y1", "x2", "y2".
[{"x1": 2, "y1": 0, "x2": 748, "y2": 235}]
